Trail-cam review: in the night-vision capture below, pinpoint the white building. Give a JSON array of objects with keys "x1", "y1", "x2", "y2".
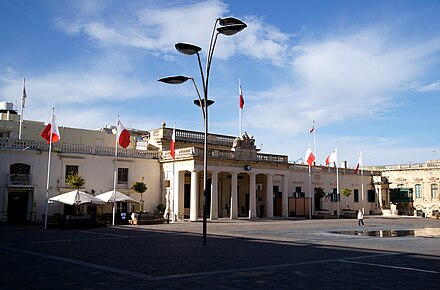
[{"x1": 1, "y1": 101, "x2": 383, "y2": 223}]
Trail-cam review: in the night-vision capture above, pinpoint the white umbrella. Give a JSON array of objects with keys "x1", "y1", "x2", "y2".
[
  {"x1": 49, "y1": 190, "x2": 106, "y2": 205},
  {"x1": 95, "y1": 190, "x2": 140, "y2": 203}
]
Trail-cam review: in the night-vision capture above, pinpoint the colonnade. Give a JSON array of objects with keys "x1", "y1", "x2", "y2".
[{"x1": 170, "y1": 169, "x2": 289, "y2": 221}]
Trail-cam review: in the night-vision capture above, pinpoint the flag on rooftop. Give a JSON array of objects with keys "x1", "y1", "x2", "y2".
[
  {"x1": 40, "y1": 114, "x2": 60, "y2": 144},
  {"x1": 354, "y1": 152, "x2": 362, "y2": 174},
  {"x1": 170, "y1": 126, "x2": 176, "y2": 159},
  {"x1": 117, "y1": 119, "x2": 130, "y2": 149},
  {"x1": 239, "y1": 81, "x2": 244, "y2": 109},
  {"x1": 325, "y1": 148, "x2": 338, "y2": 166},
  {"x1": 22, "y1": 78, "x2": 27, "y2": 109},
  {"x1": 304, "y1": 147, "x2": 315, "y2": 166}
]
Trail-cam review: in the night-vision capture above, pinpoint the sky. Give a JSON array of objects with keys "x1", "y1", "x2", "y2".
[{"x1": 1, "y1": 0, "x2": 440, "y2": 166}]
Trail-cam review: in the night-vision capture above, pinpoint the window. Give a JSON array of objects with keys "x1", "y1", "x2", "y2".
[
  {"x1": 10, "y1": 163, "x2": 31, "y2": 174},
  {"x1": 431, "y1": 184, "x2": 438, "y2": 198},
  {"x1": 118, "y1": 168, "x2": 129, "y2": 184},
  {"x1": 367, "y1": 190, "x2": 375, "y2": 203},
  {"x1": 65, "y1": 165, "x2": 79, "y2": 181},
  {"x1": 415, "y1": 184, "x2": 422, "y2": 199},
  {"x1": 294, "y1": 187, "x2": 303, "y2": 198},
  {"x1": 9, "y1": 163, "x2": 31, "y2": 185},
  {"x1": 354, "y1": 189, "x2": 359, "y2": 203}
]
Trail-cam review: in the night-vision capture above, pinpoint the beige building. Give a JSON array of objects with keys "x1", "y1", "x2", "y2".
[
  {"x1": 370, "y1": 160, "x2": 440, "y2": 218},
  {"x1": 1, "y1": 101, "x2": 385, "y2": 223}
]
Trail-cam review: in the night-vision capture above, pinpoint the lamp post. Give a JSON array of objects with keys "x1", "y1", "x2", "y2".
[{"x1": 159, "y1": 17, "x2": 246, "y2": 245}]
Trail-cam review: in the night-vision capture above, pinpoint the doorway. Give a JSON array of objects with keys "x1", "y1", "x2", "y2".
[{"x1": 7, "y1": 191, "x2": 30, "y2": 222}]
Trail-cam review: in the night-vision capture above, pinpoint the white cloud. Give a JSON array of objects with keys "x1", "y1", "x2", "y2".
[
  {"x1": 52, "y1": 0, "x2": 295, "y2": 64},
  {"x1": 407, "y1": 81, "x2": 440, "y2": 92},
  {"x1": 246, "y1": 29, "x2": 436, "y2": 136}
]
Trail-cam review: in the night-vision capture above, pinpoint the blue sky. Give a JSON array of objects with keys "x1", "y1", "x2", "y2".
[{"x1": 1, "y1": 0, "x2": 440, "y2": 166}]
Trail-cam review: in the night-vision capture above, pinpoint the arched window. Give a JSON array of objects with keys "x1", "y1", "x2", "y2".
[
  {"x1": 9, "y1": 163, "x2": 31, "y2": 185},
  {"x1": 10, "y1": 163, "x2": 31, "y2": 174}
]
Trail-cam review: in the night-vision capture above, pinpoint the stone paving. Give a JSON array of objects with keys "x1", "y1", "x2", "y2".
[{"x1": 0, "y1": 216, "x2": 439, "y2": 289}]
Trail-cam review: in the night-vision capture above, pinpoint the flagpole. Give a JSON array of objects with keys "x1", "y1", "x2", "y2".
[
  {"x1": 313, "y1": 118, "x2": 317, "y2": 164},
  {"x1": 172, "y1": 122, "x2": 176, "y2": 222},
  {"x1": 308, "y1": 164, "x2": 312, "y2": 219},
  {"x1": 336, "y1": 158, "x2": 340, "y2": 218},
  {"x1": 360, "y1": 152, "x2": 364, "y2": 214},
  {"x1": 44, "y1": 108, "x2": 55, "y2": 230},
  {"x1": 19, "y1": 78, "x2": 25, "y2": 140},
  {"x1": 112, "y1": 115, "x2": 119, "y2": 226},
  {"x1": 239, "y1": 79, "x2": 242, "y2": 136}
]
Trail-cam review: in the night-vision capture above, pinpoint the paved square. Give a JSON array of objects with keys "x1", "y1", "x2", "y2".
[{"x1": 1, "y1": 217, "x2": 439, "y2": 289}]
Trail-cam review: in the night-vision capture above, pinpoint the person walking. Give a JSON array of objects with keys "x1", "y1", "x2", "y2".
[{"x1": 357, "y1": 209, "x2": 364, "y2": 226}]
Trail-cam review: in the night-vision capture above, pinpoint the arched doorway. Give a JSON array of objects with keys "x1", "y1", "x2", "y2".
[{"x1": 8, "y1": 163, "x2": 33, "y2": 222}]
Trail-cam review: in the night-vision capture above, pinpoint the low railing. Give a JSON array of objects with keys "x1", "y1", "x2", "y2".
[
  {"x1": 151, "y1": 128, "x2": 237, "y2": 147},
  {"x1": 161, "y1": 146, "x2": 287, "y2": 163},
  {"x1": 0, "y1": 138, "x2": 159, "y2": 159}
]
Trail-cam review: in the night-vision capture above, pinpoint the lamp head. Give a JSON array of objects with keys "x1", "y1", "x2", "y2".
[
  {"x1": 175, "y1": 43, "x2": 202, "y2": 55},
  {"x1": 194, "y1": 99, "x2": 215, "y2": 108},
  {"x1": 219, "y1": 17, "x2": 246, "y2": 26},
  {"x1": 157, "y1": 76, "x2": 190, "y2": 84},
  {"x1": 217, "y1": 23, "x2": 247, "y2": 36}
]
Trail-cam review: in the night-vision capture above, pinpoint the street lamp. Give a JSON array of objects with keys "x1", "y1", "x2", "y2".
[{"x1": 158, "y1": 17, "x2": 247, "y2": 245}]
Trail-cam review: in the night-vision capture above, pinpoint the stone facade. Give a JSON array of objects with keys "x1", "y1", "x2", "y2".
[{"x1": 1, "y1": 111, "x2": 389, "y2": 223}]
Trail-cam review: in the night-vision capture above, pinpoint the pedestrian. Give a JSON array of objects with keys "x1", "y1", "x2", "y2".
[{"x1": 357, "y1": 209, "x2": 364, "y2": 226}]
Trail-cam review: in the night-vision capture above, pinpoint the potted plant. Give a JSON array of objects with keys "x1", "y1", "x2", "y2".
[
  {"x1": 66, "y1": 174, "x2": 85, "y2": 214},
  {"x1": 132, "y1": 177, "x2": 147, "y2": 212},
  {"x1": 342, "y1": 188, "x2": 353, "y2": 209}
]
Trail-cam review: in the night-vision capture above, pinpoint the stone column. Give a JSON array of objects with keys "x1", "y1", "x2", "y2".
[
  {"x1": 249, "y1": 173, "x2": 257, "y2": 219},
  {"x1": 230, "y1": 172, "x2": 238, "y2": 219},
  {"x1": 190, "y1": 170, "x2": 199, "y2": 221},
  {"x1": 282, "y1": 174, "x2": 289, "y2": 217},
  {"x1": 210, "y1": 171, "x2": 219, "y2": 220},
  {"x1": 266, "y1": 174, "x2": 274, "y2": 218},
  {"x1": 172, "y1": 170, "x2": 180, "y2": 222},
  {"x1": 177, "y1": 171, "x2": 185, "y2": 221}
]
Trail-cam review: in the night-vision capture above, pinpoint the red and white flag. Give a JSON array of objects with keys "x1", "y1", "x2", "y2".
[
  {"x1": 325, "y1": 148, "x2": 337, "y2": 166},
  {"x1": 239, "y1": 82, "x2": 244, "y2": 109},
  {"x1": 117, "y1": 119, "x2": 130, "y2": 149},
  {"x1": 310, "y1": 119, "x2": 315, "y2": 133},
  {"x1": 170, "y1": 126, "x2": 176, "y2": 159},
  {"x1": 40, "y1": 115, "x2": 60, "y2": 144},
  {"x1": 354, "y1": 153, "x2": 362, "y2": 174},
  {"x1": 304, "y1": 147, "x2": 315, "y2": 166}
]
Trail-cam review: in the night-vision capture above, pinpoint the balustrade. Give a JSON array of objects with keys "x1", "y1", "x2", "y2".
[{"x1": 0, "y1": 138, "x2": 159, "y2": 159}]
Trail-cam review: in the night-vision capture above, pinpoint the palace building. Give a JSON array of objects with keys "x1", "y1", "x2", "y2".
[{"x1": 2, "y1": 101, "x2": 438, "y2": 223}]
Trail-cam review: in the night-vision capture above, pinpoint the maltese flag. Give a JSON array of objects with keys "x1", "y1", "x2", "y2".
[
  {"x1": 325, "y1": 148, "x2": 338, "y2": 166},
  {"x1": 41, "y1": 115, "x2": 60, "y2": 144},
  {"x1": 354, "y1": 153, "x2": 362, "y2": 174},
  {"x1": 304, "y1": 147, "x2": 315, "y2": 166},
  {"x1": 117, "y1": 119, "x2": 131, "y2": 149},
  {"x1": 170, "y1": 126, "x2": 176, "y2": 158}
]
